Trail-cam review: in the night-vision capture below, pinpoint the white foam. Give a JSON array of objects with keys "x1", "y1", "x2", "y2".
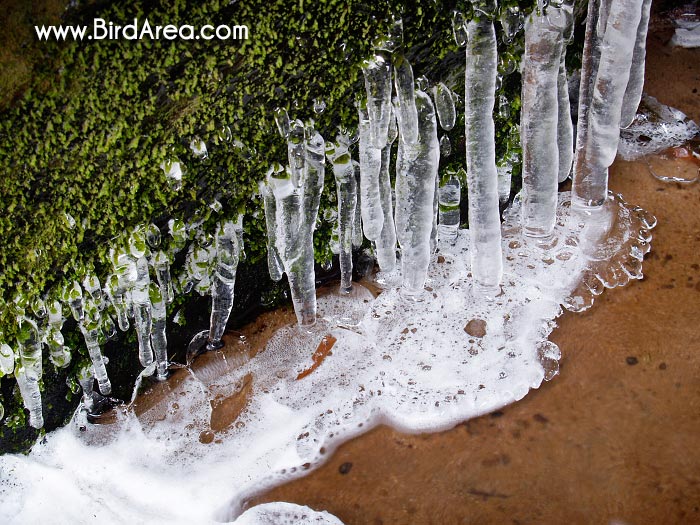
[{"x1": 0, "y1": 192, "x2": 654, "y2": 524}]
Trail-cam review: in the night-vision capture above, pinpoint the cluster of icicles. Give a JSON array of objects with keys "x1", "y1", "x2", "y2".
[
  {"x1": 0, "y1": 204, "x2": 245, "y2": 429},
  {"x1": 260, "y1": 0, "x2": 655, "y2": 325},
  {"x1": 0, "y1": 0, "x2": 657, "y2": 437}
]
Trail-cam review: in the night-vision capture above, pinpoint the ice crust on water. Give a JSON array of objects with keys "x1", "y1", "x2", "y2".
[
  {"x1": 617, "y1": 95, "x2": 700, "y2": 160},
  {"x1": 0, "y1": 191, "x2": 655, "y2": 524},
  {"x1": 669, "y1": 11, "x2": 700, "y2": 48}
]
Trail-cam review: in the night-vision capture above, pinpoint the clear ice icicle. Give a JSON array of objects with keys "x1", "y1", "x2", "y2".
[
  {"x1": 149, "y1": 283, "x2": 169, "y2": 380},
  {"x1": 153, "y1": 250, "x2": 174, "y2": 303},
  {"x1": 439, "y1": 135, "x2": 452, "y2": 157},
  {"x1": 80, "y1": 300, "x2": 112, "y2": 395},
  {"x1": 208, "y1": 219, "x2": 242, "y2": 348},
  {"x1": 464, "y1": 19, "x2": 503, "y2": 292},
  {"x1": 453, "y1": 11, "x2": 469, "y2": 47},
  {"x1": 288, "y1": 119, "x2": 306, "y2": 188},
  {"x1": 521, "y1": 8, "x2": 566, "y2": 237},
  {"x1": 47, "y1": 299, "x2": 63, "y2": 331},
  {"x1": 131, "y1": 256, "x2": 154, "y2": 367},
  {"x1": 620, "y1": 0, "x2": 653, "y2": 128},
  {"x1": 327, "y1": 141, "x2": 357, "y2": 291},
  {"x1": 376, "y1": 109, "x2": 398, "y2": 272},
  {"x1": 263, "y1": 171, "x2": 284, "y2": 282},
  {"x1": 394, "y1": 90, "x2": 440, "y2": 296},
  {"x1": 0, "y1": 342, "x2": 14, "y2": 375},
  {"x1": 77, "y1": 364, "x2": 95, "y2": 412},
  {"x1": 438, "y1": 172, "x2": 462, "y2": 244},
  {"x1": 393, "y1": 54, "x2": 419, "y2": 145},
  {"x1": 16, "y1": 317, "x2": 43, "y2": 428},
  {"x1": 105, "y1": 274, "x2": 130, "y2": 331},
  {"x1": 557, "y1": 39, "x2": 574, "y2": 183},
  {"x1": 352, "y1": 160, "x2": 364, "y2": 248},
  {"x1": 572, "y1": 0, "x2": 644, "y2": 208},
  {"x1": 61, "y1": 280, "x2": 84, "y2": 322},
  {"x1": 362, "y1": 53, "x2": 393, "y2": 149},
  {"x1": 47, "y1": 328, "x2": 71, "y2": 368},
  {"x1": 262, "y1": 185, "x2": 284, "y2": 283},
  {"x1": 82, "y1": 273, "x2": 102, "y2": 304},
  {"x1": 358, "y1": 105, "x2": 385, "y2": 241},
  {"x1": 274, "y1": 107, "x2": 291, "y2": 138},
  {"x1": 432, "y1": 83, "x2": 456, "y2": 131},
  {"x1": 269, "y1": 128, "x2": 325, "y2": 326}
]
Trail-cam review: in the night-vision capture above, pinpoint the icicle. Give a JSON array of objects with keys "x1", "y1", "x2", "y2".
[
  {"x1": 47, "y1": 328, "x2": 71, "y2": 368},
  {"x1": 82, "y1": 273, "x2": 103, "y2": 304},
  {"x1": 464, "y1": 18, "x2": 503, "y2": 293},
  {"x1": 432, "y1": 83, "x2": 457, "y2": 131},
  {"x1": 439, "y1": 135, "x2": 452, "y2": 157},
  {"x1": 61, "y1": 280, "x2": 84, "y2": 323},
  {"x1": 358, "y1": 104, "x2": 385, "y2": 241},
  {"x1": 274, "y1": 107, "x2": 291, "y2": 138},
  {"x1": 395, "y1": 90, "x2": 440, "y2": 296},
  {"x1": 149, "y1": 283, "x2": 169, "y2": 380},
  {"x1": 393, "y1": 54, "x2": 419, "y2": 145},
  {"x1": 263, "y1": 170, "x2": 285, "y2": 282},
  {"x1": 208, "y1": 219, "x2": 242, "y2": 348},
  {"x1": 362, "y1": 53, "x2": 393, "y2": 149},
  {"x1": 438, "y1": 171, "x2": 463, "y2": 244},
  {"x1": 573, "y1": 0, "x2": 644, "y2": 208},
  {"x1": 430, "y1": 173, "x2": 440, "y2": 254},
  {"x1": 77, "y1": 364, "x2": 95, "y2": 412},
  {"x1": 47, "y1": 299, "x2": 63, "y2": 332},
  {"x1": 131, "y1": 256, "x2": 154, "y2": 368},
  {"x1": 352, "y1": 160, "x2": 364, "y2": 248},
  {"x1": 327, "y1": 141, "x2": 357, "y2": 292},
  {"x1": 453, "y1": 11, "x2": 469, "y2": 47},
  {"x1": 16, "y1": 317, "x2": 43, "y2": 428},
  {"x1": 521, "y1": 7, "x2": 566, "y2": 237},
  {"x1": 376, "y1": 109, "x2": 398, "y2": 272},
  {"x1": 287, "y1": 119, "x2": 306, "y2": 188},
  {"x1": 269, "y1": 127, "x2": 325, "y2": 326},
  {"x1": 153, "y1": 250, "x2": 174, "y2": 303},
  {"x1": 80, "y1": 299, "x2": 112, "y2": 395},
  {"x1": 168, "y1": 218, "x2": 188, "y2": 256},
  {"x1": 557, "y1": 42, "x2": 574, "y2": 183},
  {"x1": 620, "y1": 0, "x2": 652, "y2": 128},
  {"x1": 105, "y1": 274, "x2": 129, "y2": 331},
  {"x1": 0, "y1": 342, "x2": 14, "y2": 376}
]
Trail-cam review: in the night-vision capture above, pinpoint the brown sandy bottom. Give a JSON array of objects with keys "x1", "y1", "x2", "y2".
[{"x1": 122, "y1": 24, "x2": 700, "y2": 525}]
